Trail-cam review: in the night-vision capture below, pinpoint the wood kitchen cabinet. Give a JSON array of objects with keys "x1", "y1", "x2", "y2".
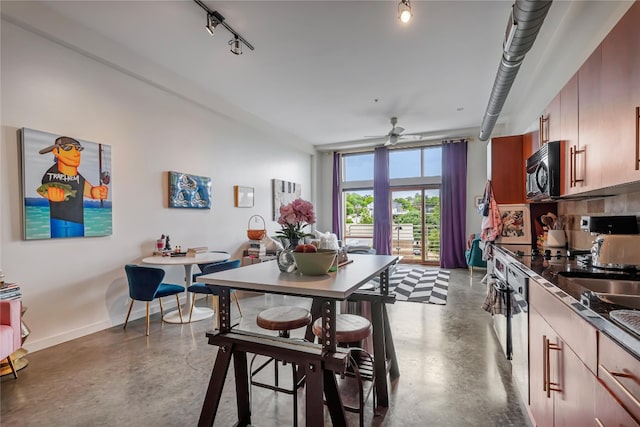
[
  {"x1": 600, "y1": 1, "x2": 640, "y2": 188},
  {"x1": 541, "y1": 92, "x2": 561, "y2": 145},
  {"x1": 529, "y1": 307, "x2": 555, "y2": 427},
  {"x1": 486, "y1": 135, "x2": 526, "y2": 204},
  {"x1": 548, "y1": 1, "x2": 640, "y2": 196},
  {"x1": 576, "y1": 45, "x2": 605, "y2": 193},
  {"x1": 529, "y1": 278, "x2": 598, "y2": 427},
  {"x1": 599, "y1": 333, "x2": 640, "y2": 424},
  {"x1": 560, "y1": 75, "x2": 579, "y2": 196},
  {"x1": 595, "y1": 378, "x2": 640, "y2": 427}
]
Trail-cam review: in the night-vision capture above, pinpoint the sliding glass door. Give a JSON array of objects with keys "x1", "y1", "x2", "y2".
[
  {"x1": 340, "y1": 146, "x2": 442, "y2": 263},
  {"x1": 422, "y1": 188, "x2": 441, "y2": 264},
  {"x1": 391, "y1": 187, "x2": 440, "y2": 264}
]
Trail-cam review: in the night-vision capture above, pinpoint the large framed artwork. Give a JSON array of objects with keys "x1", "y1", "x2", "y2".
[
  {"x1": 20, "y1": 128, "x2": 112, "y2": 240},
  {"x1": 272, "y1": 179, "x2": 301, "y2": 220},
  {"x1": 168, "y1": 171, "x2": 212, "y2": 209},
  {"x1": 497, "y1": 204, "x2": 531, "y2": 244}
]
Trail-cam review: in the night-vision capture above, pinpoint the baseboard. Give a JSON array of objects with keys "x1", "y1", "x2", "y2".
[{"x1": 25, "y1": 298, "x2": 181, "y2": 353}]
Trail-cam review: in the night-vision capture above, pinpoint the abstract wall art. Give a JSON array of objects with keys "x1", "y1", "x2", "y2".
[
  {"x1": 497, "y1": 204, "x2": 531, "y2": 244},
  {"x1": 272, "y1": 179, "x2": 301, "y2": 220},
  {"x1": 168, "y1": 171, "x2": 212, "y2": 209}
]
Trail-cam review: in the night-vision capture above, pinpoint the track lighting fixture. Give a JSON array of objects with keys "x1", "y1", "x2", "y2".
[
  {"x1": 229, "y1": 36, "x2": 242, "y2": 55},
  {"x1": 398, "y1": 0, "x2": 412, "y2": 23},
  {"x1": 194, "y1": 0, "x2": 255, "y2": 54},
  {"x1": 205, "y1": 13, "x2": 219, "y2": 36}
]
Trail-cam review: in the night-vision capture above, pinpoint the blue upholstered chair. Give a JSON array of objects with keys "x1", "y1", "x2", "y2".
[
  {"x1": 193, "y1": 251, "x2": 230, "y2": 282},
  {"x1": 465, "y1": 234, "x2": 487, "y2": 273},
  {"x1": 123, "y1": 264, "x2": 185, "y2": 336},
  {"x1": 187, "y1": 259, "x2": 242, "y2": 322}
]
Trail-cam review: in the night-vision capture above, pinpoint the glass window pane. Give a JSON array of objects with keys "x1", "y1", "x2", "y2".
[
  {"x1": 423, "y1": 146, "x2": 442, "y2": 177},
  {"x1": 343, "y1": 190, "x2": 374, "y2": 248},
  {"x1": 389, "y1": 149, "x2": 421, "y2": 179},
  {"x1": 344, "y1": 153, "x2": 374, "y2": 181}
]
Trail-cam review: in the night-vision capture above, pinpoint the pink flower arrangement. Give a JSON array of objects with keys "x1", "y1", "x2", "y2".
[{"x1": 276, "y1": 198, "x2": 316, "y2": 243}]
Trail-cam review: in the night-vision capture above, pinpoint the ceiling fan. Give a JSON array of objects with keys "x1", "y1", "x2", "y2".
[{"x1": 366, "y1": 117, "x2": 424, "y2": 146}]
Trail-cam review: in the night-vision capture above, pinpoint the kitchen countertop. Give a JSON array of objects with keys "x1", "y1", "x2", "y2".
[{"x1": 494, "y1": 244, "x2": 640, "y2": 361}]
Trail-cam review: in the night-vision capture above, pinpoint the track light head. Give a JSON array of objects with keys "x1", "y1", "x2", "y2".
[
  {"x1": 229, "y1": 36, "x2": 242, "y2": 55},
  {"x1": 398, "y1": 0, "x2": 412, "y2": 23},
  {"x1": 194, "y1": 1, "x2": 254, "y2": 53},
  {"x1": 205, "y1": 13, "x2": 219, "y2": 36}
]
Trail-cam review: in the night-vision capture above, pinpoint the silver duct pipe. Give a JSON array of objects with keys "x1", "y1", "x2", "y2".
[{"x1": 478, "y1": 0, "x2": 553, "y2": 141}]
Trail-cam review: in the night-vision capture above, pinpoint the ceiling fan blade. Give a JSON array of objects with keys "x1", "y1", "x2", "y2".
[{"x1": 393, "y1": 126, "x2": 405, "y2": 135}]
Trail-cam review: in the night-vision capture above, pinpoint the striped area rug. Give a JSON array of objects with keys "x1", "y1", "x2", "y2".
[{"x1": 368, "y1": 267, "x2": 450, "y2": 305}]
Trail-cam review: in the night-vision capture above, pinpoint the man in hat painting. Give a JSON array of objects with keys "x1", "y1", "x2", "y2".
[{"x1": 38, "y1": 136, "x2": 108, "y2": 238}]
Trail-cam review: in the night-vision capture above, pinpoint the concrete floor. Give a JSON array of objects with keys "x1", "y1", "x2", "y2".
[{"x1": 0, "y1": 268, "x2": 530, "y2": 426}]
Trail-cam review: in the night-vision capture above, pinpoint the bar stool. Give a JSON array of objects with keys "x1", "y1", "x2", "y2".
[
  {"x1": 312, "y1": 313, "x2": 375, "y2": 427},
  {"x1": 250, "y1": 306, "x2": 312, "y2": 427}
]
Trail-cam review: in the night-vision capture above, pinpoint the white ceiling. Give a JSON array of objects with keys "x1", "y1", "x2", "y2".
[{"x1": 3, "y1": 1, "x2": 634, "y2": 151}]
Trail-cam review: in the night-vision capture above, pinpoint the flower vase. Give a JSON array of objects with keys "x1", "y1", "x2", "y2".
[{"x1": 277, "y1": 239, "x2": 299, "y2": 273}]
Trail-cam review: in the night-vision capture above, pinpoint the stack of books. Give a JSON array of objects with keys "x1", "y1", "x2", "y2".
[
  {"x1": 247, "y1": 240, "x2": 266, "y2": 258},
  {"x1": 0, "y1": 282, "x2": 21, "y2": 300}
]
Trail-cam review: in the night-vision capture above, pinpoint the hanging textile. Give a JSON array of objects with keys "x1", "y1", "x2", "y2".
[
  {"x1": 440, "y1": 139, "x2": 468, "y2": 268},
  {"x1": 480, "y1": 180, "x2": 502, "y2": 243},
  {"x1": 373, "y1": 146, "x2": 391, "y2": 255}
]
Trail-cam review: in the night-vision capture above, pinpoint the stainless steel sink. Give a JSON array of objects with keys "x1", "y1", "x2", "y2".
[
  {"x1": 596, "y1": 294, "x2": 640, "y2": 310},
  {"x1": 555, "y1": 275, "x2": 640, "y2": 296}
]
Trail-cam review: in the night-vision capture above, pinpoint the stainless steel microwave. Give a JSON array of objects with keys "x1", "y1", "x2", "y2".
[{"x1": 526, "y1": 140, "x2": 561, "y2": 201}]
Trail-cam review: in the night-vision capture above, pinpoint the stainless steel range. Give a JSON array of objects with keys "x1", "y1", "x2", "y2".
[
  {"x1": 491, "y1": 250, "x2": 514, "y2": 360},
  {"x1": 507, "y1": 262, "x2": 529, "y2": 405},
  {"x1": 491, "y1": 247, "x2": 530, "y2": 404}
]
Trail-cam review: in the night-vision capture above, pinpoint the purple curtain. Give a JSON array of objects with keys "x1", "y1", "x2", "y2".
[
  {"x1": 440, "y1": 140, "x2": 468, "y2": 268},
  {"x1": 332, "y1": 152, "x2": 342, "y2": 240},
  {"x1": 373, "y1": 146, "x2": 391, "y2": 255}
]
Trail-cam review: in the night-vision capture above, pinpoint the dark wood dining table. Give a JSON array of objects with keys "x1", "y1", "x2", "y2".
[{"x1": 195, "y1": 253, "x2": 400, "y2": 426}]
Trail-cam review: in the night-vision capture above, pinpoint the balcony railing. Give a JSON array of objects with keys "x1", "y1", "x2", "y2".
[{"x1": 344, "y1": 223, "x2": 440, "y2": 262}]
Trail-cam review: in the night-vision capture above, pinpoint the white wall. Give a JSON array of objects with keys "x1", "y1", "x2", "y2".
[
  {"x1": 466, "y1": 141, "x2": 488, "y2": 236},
  {"x1": 1, "y1": 20, "x2": 313, "y2": 352}
]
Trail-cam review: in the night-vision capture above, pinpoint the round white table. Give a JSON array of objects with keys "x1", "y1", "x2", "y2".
[{"x1": 141, "y1": 252, "x2": 230, "y2": 323}]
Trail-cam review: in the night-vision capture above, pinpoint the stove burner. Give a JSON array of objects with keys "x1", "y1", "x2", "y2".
[{"x1": 543, "y1": 249, "x2": 567, "y2": 260}]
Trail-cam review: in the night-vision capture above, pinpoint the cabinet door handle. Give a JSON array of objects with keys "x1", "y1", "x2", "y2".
[
  {"x1": 635, "y1": 106, "x2": 639, "y2": 171},
  {"x1": 543, "y1": 335, "x2": 548, "y2": 392},
  {"x1": 540, "y1": 115, "x2": 549, "y2": 146},
  {"x1": 570, "y1": 146, "x2": 575, "y2": 187},
  {"x1": 572, "y1": 145, "x2": 585, "y2": 186},
  {"x1": 545, "y1": 336, "x2": 562, "y2": 398},
  {"x1": 599, "y1": 364, "x2": 640, "y2": 409},
  {"x1": 595, "y1": 417, "x2": 605, "y2": 427}
]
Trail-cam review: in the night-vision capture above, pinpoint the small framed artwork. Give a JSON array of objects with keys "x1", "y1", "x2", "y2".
[
  {"x1": 234, "y1": 185, "x2": 254, "y2": 208},
  {"x1": 497, "y1": 204, "x2": 531, "y2": 244},
  {"x1": 474, "y1": 195, "x2": 483, "y2": 207},
  {"x1": 168, "y1": 171, "x2": 211, "y2": 209}
]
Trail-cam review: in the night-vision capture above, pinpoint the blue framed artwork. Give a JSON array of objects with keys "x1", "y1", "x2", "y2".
[
  {"x1": 168, "y1": 171, "x2": 211, "y2": 209},
  {"x1": 20, "y1": 128, "x2": 113, "y2": 240}
]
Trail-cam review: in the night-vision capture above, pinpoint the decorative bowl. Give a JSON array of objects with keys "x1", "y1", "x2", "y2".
[{"x1": 292, "y1": 249, "x2": 337, "y2": 276}]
